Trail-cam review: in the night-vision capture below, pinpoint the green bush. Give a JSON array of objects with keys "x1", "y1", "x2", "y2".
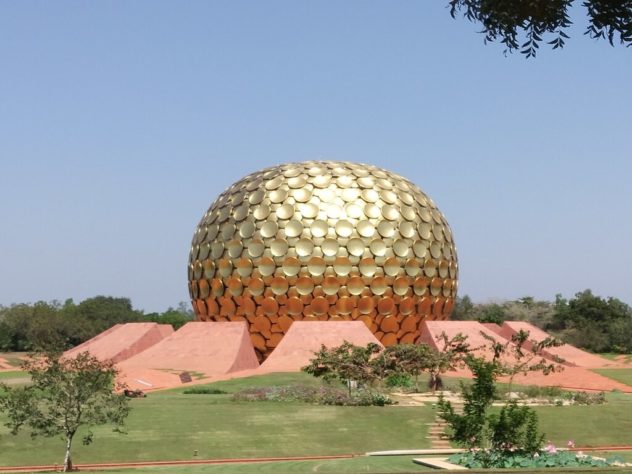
[
  {"x1": 384, "y1": 373, "x2": 413, "y2": 389},
  {"x1": 231, "y1": 384, "x2": 393, "y2": 406},
  {"x1": 448, "y1": 450, "x2": 624, "y2": 469},
  {"x1": 182, "y1": 387, "x2": 227, "y2": 395}
]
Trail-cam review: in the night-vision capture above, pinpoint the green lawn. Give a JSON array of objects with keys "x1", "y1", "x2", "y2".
[
  {"x1": 2, "y1": 372, "x2": 632, "y2": 469},
  {"x1": 593, "y1": 368, "x2": 632, "y2": 387},
  {"x1": 599, "y1": 353, "x2": 632, "y2": 363},
  {"x1": 533, "y1": 392, "x2": 632, "y2": 447},
  {"x1": 0, "y1": 373, "x2": 434, "y2": 467},
  {"x1": 104, "y1": 455, "x2": 435, "y2": 473},
  {"x1": 0, "y1": 370, "x2": 27, "y2": 380}
]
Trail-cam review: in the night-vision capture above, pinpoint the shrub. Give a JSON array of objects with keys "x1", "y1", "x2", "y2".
[
  {"x1": 182, "y1": 387, "x2": 227, "y2": 395},
  {"x1": 448, "y1": 450, "x2": 624, "y2": 469},
  {"x1": 385, "y1": 373, "x2": 413, "y2": 389},
  {"x1": 230, "y1": 384, "x2": 393, "y2": 406}
]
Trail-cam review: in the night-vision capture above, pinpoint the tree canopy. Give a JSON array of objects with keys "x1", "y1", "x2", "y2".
[{"x1": 449, "y1": 0, "x2": 632, "y2": 57}]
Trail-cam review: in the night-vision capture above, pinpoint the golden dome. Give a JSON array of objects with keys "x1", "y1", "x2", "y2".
[{"x1": 188, "y1": 161, "x2": 458, "y2": 359}]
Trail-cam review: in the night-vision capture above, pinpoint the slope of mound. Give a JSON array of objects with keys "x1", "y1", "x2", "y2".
[
  {"x1": 500, "y1": 321, "x2": 614, "y2": 368},
  {"x1": 117, "y1": 321, "x2": 259, "y2": 390},
  {"x1": 63, "y1": 323, "x2": 174, "y2": 364},
  {"x1": 259, "y1": 321, "x2": 383, "y2": 373}
]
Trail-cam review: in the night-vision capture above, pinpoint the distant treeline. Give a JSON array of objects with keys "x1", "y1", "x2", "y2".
[
  {"x1": 452, "y1": 290, "x2": 632, "y2": 353},
  {"x1": 0, "y1": 296, "x2": 193, "y2": 352},
  {"x1": 1, "y1": 290, "x2": 631, "y2": 354}
]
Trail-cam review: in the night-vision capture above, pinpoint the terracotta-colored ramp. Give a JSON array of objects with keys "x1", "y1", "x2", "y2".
[
  {"x1": 117, "y1": 321, "x2": 259, "y2": 390},
  {"x1": 499, "y1": 321, "x2": 615, "y2": 368},
  {"x1": 63, "y1": 323, "x2": 174, "y2": 364},
  {"x1": 259, "y1": 321, "x2": 383, "y2": 373},
  {"x1": 418, "y1": 320, "x2": 521, "y2": 365}
]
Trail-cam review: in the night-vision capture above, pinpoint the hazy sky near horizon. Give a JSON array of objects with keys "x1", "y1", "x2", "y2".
[{"x1": 1, "y1": 2, "x2": 631, "y2": 313}]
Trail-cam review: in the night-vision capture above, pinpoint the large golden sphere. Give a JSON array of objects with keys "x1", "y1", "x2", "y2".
[{"x1": 188, "y1": 161, "x2": 458, "y2": 359}]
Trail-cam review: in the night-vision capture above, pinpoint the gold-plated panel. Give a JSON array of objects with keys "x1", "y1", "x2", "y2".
[
  {"x1": 189, "y1": 160, "x2": 458, "y2": 359},
  {"x1": 310, "y1": 219, "x2": 328, "y2": 238},
  {"x1": 260, "y1": 221, "x2": 278, "y2": 239},
  {"x1": 321, "y1": 238, "x2": 339, "y2": 256},
  {"x1": 296, "y1": 238, "x2": 315, "y2": 256},
  {"x1": 347, "y1": 238, "x2": 365, "y2": 257}
]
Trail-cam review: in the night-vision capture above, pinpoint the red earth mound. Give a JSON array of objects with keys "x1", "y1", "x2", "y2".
[
  {"x1": 259, "y1": 321, "x2": 383, "y2": 373},
  {"x1": 63, "y1": 323, "x2": 174, "y2": 364},
  {"x1": 117, "y1": 321, "x2": 260, "y2": 390}
]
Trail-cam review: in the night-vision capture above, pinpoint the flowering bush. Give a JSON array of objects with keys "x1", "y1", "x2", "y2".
[{"x1": 448, "y1": 448, "x2": 624, "y2": 469}]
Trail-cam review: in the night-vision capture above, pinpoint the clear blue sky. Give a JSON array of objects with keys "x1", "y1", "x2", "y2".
[{"x1": 1, "y1": 1, "x2": 631, "y2": 313}]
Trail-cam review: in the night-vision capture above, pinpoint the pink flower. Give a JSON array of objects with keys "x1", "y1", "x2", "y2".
[
  {"x1": 544, "y1": 443, "x2": 557, "y2": 454},
  {"x1": 567, "y1": 440, "x2": 575, "y2": 448}
]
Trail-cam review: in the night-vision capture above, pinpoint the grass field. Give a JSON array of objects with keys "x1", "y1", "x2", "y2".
[
  {"x1": 593, "y1": 368, "x2": 632, "y2": 387},
  {"x1": 1, "y1": 372, "x2": 632, "y2": 469},
  {"x1": 0, "y1": 373, "x2": 434, "y2": 467},
  {"x1": 0, "y1": 371, "x2": 27, "y2": 380}
]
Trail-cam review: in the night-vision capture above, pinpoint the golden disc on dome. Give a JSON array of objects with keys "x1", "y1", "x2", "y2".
[
  {"x1": 271, "y1": 276, "x2": 289, "y2": 295},
  {"x1": 286, "y1": 297, "x2": 304, "y2": 315},
  {"x1": 260, "y1": 221, "x2": 278, "y2": 238},
  {"x1": 357, "y1": 221, "x2": 375, "y2": 238},
  {"x1": 258, "y1": 257, "x2": 276, "y2": 276},
  {"x1": 369, "y1": 239, "x2": 387, "y2": 257},
  {"x1": 253, "y1": 204, "x2": 271, "y2": 220},
  {"x1": 270, "y1": 238, "x2": 289, "y2": 257},
  {"x1": 247, "y1": 239, "x2": 265, "y2": 258},
  {"x1": 292, "y1": 187, "x2": 312, "y2": 203},
  {"x1": 323, "y1": 276, "x2": 341, "y2": 295},
  {"x1": 399, "y1": 221, "x2": 416, "y2": 238},
  {"x1": 358, "y1": 295, "x2": 375, "y2": 314},
  {"x1": 218, "y1": 258, "x2": 233, "y2": 278},
  {"x1": 359, "y1": 258, "x2": 377, "y2": 277},
  {"x1": 307, "y1": 256, "x2": 326, "y2": 276},
  {"x1": 287, "y1": 175, "x2": 307, "y2": 188},
  {"x1": 285, "y1": 219, "x2": 303, "y2": 237},
  {"x1": 248, "y1": 189, "x2": 265, "y2": 205},
  {"x1": 227, "y1": 277, "x2": 243, "y2": 296},
  {"x1": 361, "y1": 188, "x2": 379, "y2": 202},
  {"x1": 336, "y1": 296, "x2": 355, "y2": 314},
  {"x1": 377, "y1": 221, "x2": 395, "y2": 238},
  {"x1": 399, "y1": 296, "x2": 415, "y2": 315},
  {"x1": 236, "y1": 258, "x2": 253, "y2": 277},
  {"x1": 393, "y1": 276, "x2": 410, "y2": 296},
  {"x1": 203, "y1": 259, "x2": 216, "y2": 279},
  {"x1": 344, "y1": 238, "x2": 362, "y2": 257},
  {"x1": 424, "y1": 259, "x2": 438, "y2": 278},
  {"x1": 335, "y1": 220, "x2": 353, "y2": 238},
  {"x1": 405, "y1": 258, "x2": 420, "y2": 276},
  {"x1": 311, "y1": 296, "x2": 329, "y2": 315},
  {"x1": 322, "y1": 238, "x2": 339, "y2": 256},
  {"x1": 299, "y1": 202, "x2": 319, "y2": 219},
  {"x1": 282, "y1": 256, "x2": 300, "y2": 276},
  {"x1": 326, "y1": 204, "x2": 342, "y2": 219},
  {"x1": 310, "y1": 219, "x2": 328, "y2": 238},
  {"x1": 400, "y1": 205, "x2": 416, "y2": 221},
  {"x1": 377, "y1": 297, "x2": 395, "y2": 316},
  {"x1": 347, "y1": 276, "x2": 365, "y2": 295},
  {"x1": 227, "y1": 239, "x2": 243, "y2": 258},
  {"x1": 239, "y1": 219, "x2": 256, "y2": 239},
  {"x1": 393, "y1": 239, "x2": 410, "y2": 258},
  {"x1": 370, "y1": 276, "x2": 387, "y2": 295},
  {"x1": 296, "y1": 276, "x2": 315, "y2": 295},
  {"x1": 382, "y1": 204, "x2": 399, "y2": 221},
  {"x1": 364, "y1": 203, "x2": 381, "y2": 219},
  {"x1": 333, "y1": 256, "x2": 352, "y2": 275},
  {"x1": 419, "y1": 207, "x2": 432, "y2": 223},
  {"x1": 276, "y1": 204, "x2": 294, "y2": 220},
  {"x1": 296, "y1": 238, "x2": 314, "y2": 256},
  {"x1": 342, "y1": 188, "x2": 360, "y2": 202},
  {"x1": 344, "y1": 203, "x2": 363, "y2": 219},
  {"x1": 413, "y1": 240, "x2": 428, "y2": 259},
  {"x1": 384, "y1": 257, "x2": 400, "y2": 277},
  {"x1": 233, "y1": 204, "x2": 249, "y2": 222}
]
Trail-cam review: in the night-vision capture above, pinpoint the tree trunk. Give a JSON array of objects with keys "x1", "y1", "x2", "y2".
[{"x1": 63, "y1": 435, "x2": 73, "y2": 472}]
